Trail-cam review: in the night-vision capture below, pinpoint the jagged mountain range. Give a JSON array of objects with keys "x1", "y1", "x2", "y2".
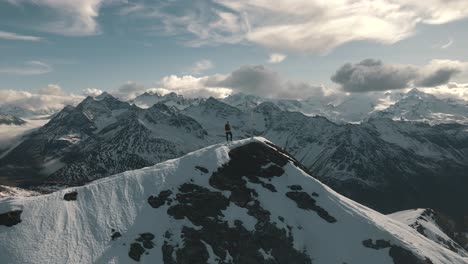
[
  {"x1": 0, "y1": 114, "x2": 26, "y2": 126},
  {"x1": 0, "y1": 92, "x2": 467, "y2": 219},
  {"x1": 0, "y1": 105, "x2": 55, "y2": 118},
  {"x1": 372, "y1": 89, "x2": 468, "y2": 124},
  {"x1": 1, "y1": 138, "x2": 466, "y2": 263},
  {"x1": 130, "y1": 88, "x2": 468, "y2": 124}
]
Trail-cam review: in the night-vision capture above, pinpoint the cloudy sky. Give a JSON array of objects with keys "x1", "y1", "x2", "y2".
[{"x1": 1, "y1": 0, "x2": 468, "y2": 109}]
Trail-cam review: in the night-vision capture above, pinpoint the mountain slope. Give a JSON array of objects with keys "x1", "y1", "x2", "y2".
[
  {"x1": 1, "y1": 138, "x2": 465, "y2": 264},
  {"x1": 0, "y1": 114, "x2": 26, "y2": 126},
  {"x1": 373, "y1": 89, "x2": 468, "y2": 124},
  {"x1": 1, "y1": 96, "x2": 467, "y2": 219},
  {"x1": 390, "y1": 209, "x2": 468, "y2": 255},
  {"x1": 0, "y1": 94, "x2": 209, "y2": 186},
  {"x1": 129, "y1": 92, "x2": 204, "y2": 110}
]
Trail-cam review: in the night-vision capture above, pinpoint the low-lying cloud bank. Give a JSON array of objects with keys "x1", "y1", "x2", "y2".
[
  {"x1": 331, "y1": 59, "x2": 468, "y2": 92},
  {"x1": 0, "y1": 84, "x2": 83, "y2": 111},
  {"x1": 104, "y1": 65, "x2": 329, "y2": 101},
  {"x1": 2, "y1": 62, "x2": 467, "y2": 114}
]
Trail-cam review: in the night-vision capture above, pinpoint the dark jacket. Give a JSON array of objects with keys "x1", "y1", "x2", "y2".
[{"x1": 225, "y1": 123, "x2": 231, "y2": 132}]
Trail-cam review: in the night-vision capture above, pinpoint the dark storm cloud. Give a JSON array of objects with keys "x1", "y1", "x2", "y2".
[
  {"x1": 331, "y1": 59, "x2": 417, "y2": 92},
  {"x1": 415, "y1": 68, "x2": 461, "y2": 87},
  {"x1": 211, "y1": 65, "x2": 324, "y2": 99},
  {"x1": 331, "y1": 59, "x2": 464, "y2": 92}
]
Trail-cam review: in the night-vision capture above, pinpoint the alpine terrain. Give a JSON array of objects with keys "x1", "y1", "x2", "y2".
[
  {"x1": 0, "y1": 138, "x2": 466, "y2": 263},
  {"x1": 0, "y1": 91, "x2": 467, "y2": 220}
]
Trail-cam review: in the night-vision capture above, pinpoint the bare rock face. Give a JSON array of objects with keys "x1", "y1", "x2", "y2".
[
  {"x1": 0, "y1": 210, "x2": 22, "y2": 227},
  {"x1": 285, "y1": 191, "x2": 337, "y2": 223},
  {"x1": 148, "y1": 190, "x2": 172, "y2": 209},
  {"x1": 63, "y1": 191, "x2": 78, "y2": 201},
  {"x1": 158, "y1": 142, "x2": 314, "y2": 264},
  {"x1": 362, "y1": 239, "x2": 434, "y2": 264}
]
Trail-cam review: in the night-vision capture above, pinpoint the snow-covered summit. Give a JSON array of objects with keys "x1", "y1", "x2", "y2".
[
  {"x1": 129, "y1": 92, "x2": 204, "y2": 110},
  {"x1": 0, "y1": 138, "x2": 466, "y2": 263},
  {"x1": 372, "y1": 89, "x2": 468, "y2": 124}
]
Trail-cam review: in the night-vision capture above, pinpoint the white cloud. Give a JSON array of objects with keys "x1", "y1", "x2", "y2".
[
  {"x1": 82, "y1": 88, "x2": 103, "y2": 97},
  {"x1": 110, "y1": 81, "x2": 147, "y2": 101},
  {"x1": 422, "y1": 83, "x2": 468, "y2": 101},
  {"x1": 0, "y1": 61, "x2": 52, "y2": 75},
  {"x1": 190, "y1": 59, "x2": 214, "y2": 75},
  {"x1": 0, "y1": 31, "x2": 42, "y2": 41},
  {"x1": 0, "y1": 85, "x2": 83, "y2": 111},
  {"x1": 134, "y1": 0, "x2": 468, "y2": 53},
  {"x1": 6, "y1": 0, "x2": 110, "y2": 36},
  {"x1": 268, "y1": 53, "x2": 287, "y2": 64},
  {"x1": 158, "y1": 75, "x2": 231, "y2": 98},
  {"x1": 110, "y1": 65, "x2": 335, "y2": 100}
]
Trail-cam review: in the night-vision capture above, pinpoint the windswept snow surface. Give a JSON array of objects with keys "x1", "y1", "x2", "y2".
[
  {"x1": 390, "y1": 209, "x2": 468, "y2": 256},
  {"x1": 0, "y1": 138, "x2": 466, "y2": 264}
]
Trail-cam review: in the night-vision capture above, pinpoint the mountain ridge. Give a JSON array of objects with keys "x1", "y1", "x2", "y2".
[{"x1": 1, "y1": 137, "x2": 466, "y2": 263}]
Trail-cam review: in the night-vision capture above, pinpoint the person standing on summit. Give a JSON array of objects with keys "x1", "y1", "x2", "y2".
[{"x1": 225, "y1": 121, "x2": 233, "y2": 142}]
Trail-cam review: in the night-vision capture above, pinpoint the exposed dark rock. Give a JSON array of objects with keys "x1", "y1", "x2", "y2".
[
  {"x1": 389, "y1": 246, "x2": 434, "y2": 264},
  {"x1": 209, "y1": 142, "x2": 289, "y2": 208},
  {"x1": 148, "y1": 190, "x2": 172, "y2": 209},
  {"x1": 162, "y1": 242, "x2": 177, "y2": 264},
  {"x1": 128, "y1": 232, "x2": 156, "y2": 261},
  {"x1": 289, "y1": 185, "x2": 303, "y2": 191},
  {"x1": 194, "y1": 166, "x2": 209, "y2": 174},
  {"x1": 158, "y1": 142, "x2": 314, "y2": 264},
  {"x1": 0, "y1": 210, "x2": 22, "y2": 227},
  {"x1": 363, "y1": 239, "x2": 434, "y2": 264},
  {"x1": 111, "y1": 231, "x2": 122, "y2": 241},
  {"x1": 136, "y1": 233, "x2": 155, "y2": 249},
  {"x1": 286, "y1": 191, "x2": 337, "y2": 223},
  {"x1": 63, "y1": 191, "x2": 78, "y2": 201},
  {"x1": 362, "y1": 239, "x2": 391, "y2": 249},
  {"x1": 129, "y1": 243, "x2": 145, "y2": 262},
  {"x1": 167, "y1": 183, "x2": 229, "y2": 225},
  {"x1": 311, "y1": 192, "x2": 319, "y2": 197}
]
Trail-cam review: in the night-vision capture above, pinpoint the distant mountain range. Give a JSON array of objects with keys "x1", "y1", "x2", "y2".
[
  {"x1": 0, "y1": 114, "x2": 26, "y2": 126},
  {"x1": 1, "y1": 138, "x2": 465, "y2": 263},
  {"x1": 0, "y1": 105, "x2": 55, "y2": 118},
  {"x1": 0, "y1": 90, "x2": 466, "y2": 220},
  {"x1": 130, "y1": 88, "x2": 468, "y2": 124},
  {"x1": 372, "y1": 89, "x2": 468, "y2": 124}
]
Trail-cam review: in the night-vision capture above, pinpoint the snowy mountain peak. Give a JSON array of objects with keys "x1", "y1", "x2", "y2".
[
  {"x1": 94, "y1": 91, "x2": 114, "y2": 101},
  {"x1": 77, "y1": 94, "x2": 130, "y2": 114},
  {"x1": 372, "y1": 88, "x2": 468, "y2": 124},
  {"x1": 254, "y1": 102, "x2": 282, "y2": 114},
  {"x1": 0, "y1": 138, "x2": 466, "y2": 263},
  {"x1": 406, "y1": 88, "x2": 436, "y2": 100},
  {"x1": 129, "y1": 91, "x2": 203, "y2": 110},
  {"x1": 0, "y1": 114, "x2": 27, "y2": 126}
]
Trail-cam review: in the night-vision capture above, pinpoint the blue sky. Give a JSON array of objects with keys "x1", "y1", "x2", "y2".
[{"x1": 1, "y1": 0, "x2": 468, "y2": 109}]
